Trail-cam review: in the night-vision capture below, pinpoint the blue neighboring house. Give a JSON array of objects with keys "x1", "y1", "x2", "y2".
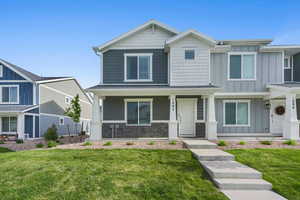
[{"x1": 0, "y1": 59, "x2": 92, "y2": 139}]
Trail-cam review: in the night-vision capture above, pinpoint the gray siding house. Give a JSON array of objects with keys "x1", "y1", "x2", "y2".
[
  {"x1": 88, "y1": 20, "x2": 300, "y2": 140},
  {"x1": 0, "y1": 59, "x2": 92, "y2": 139}
]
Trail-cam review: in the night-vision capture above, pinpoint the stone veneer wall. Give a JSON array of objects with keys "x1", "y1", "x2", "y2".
[
  {"x1": 102, "y1": 123, "x2": 168, "y2": 138},
  {"x1": 195, "y1": 123, "x2": 206, "y2": 138}
]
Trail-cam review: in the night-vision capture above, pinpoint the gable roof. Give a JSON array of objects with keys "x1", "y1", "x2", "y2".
[
  {"x1": 0, "y1": 58, "x2": 71, "y2": 82},
  {"x1": 166, "y1": 29, "x2": 216, "y2": 46},
  {"x1": 93, "y1": 19, "x2": 179, "y2": 52}
]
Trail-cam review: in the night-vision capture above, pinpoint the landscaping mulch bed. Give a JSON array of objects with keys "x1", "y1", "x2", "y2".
[
  {"x1": 56, "y1": 140, "x2": 185, "y2": 150},
  {"x1": 214, "y1": 140, "x2": 300, "y2": 150}
]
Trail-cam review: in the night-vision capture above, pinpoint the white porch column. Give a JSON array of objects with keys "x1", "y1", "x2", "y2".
[
  {"x1": 168, "y1": 95, "x2": 178, "y2": 140},
  {"x1": 17, "y1": 113, "x2": 25, "y2": 139},
  {"x1": 206, "y1": 94, "x2": 217, "y2": 140},
  {"x1": 90, "y1": 95, "x2": 104, "y2": 141},
  {"x1": 283, "y1": 93, "x2": 299, "y2": 140}
]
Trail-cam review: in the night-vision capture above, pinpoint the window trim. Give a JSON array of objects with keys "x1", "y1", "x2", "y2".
[
  {"x1": 184, "y1": 48, "x2": 195, "y2": 60},
  {"x1": 0, "y1": 65, "x2": 3, "y2": 77},
  {"x1": 65, "y1": 96, "x2": 71, "y2": 105},
  {"x1": 227, "y1": 52, "x2": 257, "y2": 81},
  {"x1": 1, "y1": 116, "x2": 17, "y2": 133},
  {"x1": 124, "y1": 98, "x2": 153, "y2": 126},
  {"x1": 124, "y1": 53, "x2": 153, "y2": 82},
  {"x1": 0, "y1": 85, "x2": 19, "y2": 104},
  {"x1": 284, "y1": 56, "x2": 291, "y2": 69},
  {"x1": 59, "y1": 117, "x2": 64, "y2": 126},
  {"x1": 223, "y1": 100, "x2": 250, "y2": 127}
]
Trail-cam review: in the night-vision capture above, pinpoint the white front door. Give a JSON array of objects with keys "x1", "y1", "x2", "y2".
[
  {"x1": 177, "y1": 99, "x2": 196, "y2": 137},
  {"x1": 270, "y1": 100, "x2": 285, "y2": 134}
]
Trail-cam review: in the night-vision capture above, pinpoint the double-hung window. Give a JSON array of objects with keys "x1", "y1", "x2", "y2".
[
  {"x1": 228, "y1": 53, "x2": 256, "y2": 80},
  {"x1": 284, "y1": 56, "x2": 291, "y2": 69},
  {"x1": 2, "y1": 116, "x2": 17, "y2": 132},
  {"x1": 224, "y1": 100, "x2": 250, "y2": 126},
  {"x1": 125, "y1": 99, "x2": 152, "y2": 125},
  {"x1": 125, "y1": 54, "x2": 152, "y2": 81},
  {"x1": 1, "y1": 86, "x2": 19, "y2": 104}
]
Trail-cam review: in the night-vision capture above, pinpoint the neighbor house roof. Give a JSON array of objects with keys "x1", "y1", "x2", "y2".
[
  {"x1": 93, "y1": 19, "x2": 179, "y2": 52},
  {"x1": 166, "y1": 29, "x2": 216, "y2": 46}
]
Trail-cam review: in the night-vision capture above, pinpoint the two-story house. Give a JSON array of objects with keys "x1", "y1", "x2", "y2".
[
  {"x1": 88, "y1": 20, "x2": 300, "y2": 140},
  {"x1": 0, "y1": 59, "x2": 92, "y2": 139}
]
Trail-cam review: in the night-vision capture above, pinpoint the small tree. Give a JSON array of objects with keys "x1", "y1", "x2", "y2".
[{"x1": 65, "y1": 94, "x2": 81, "y2": 135}]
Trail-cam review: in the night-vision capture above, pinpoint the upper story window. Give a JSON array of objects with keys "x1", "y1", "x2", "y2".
[
  {"x1": 0, "y1": 65, "x2": 3, "y2": 77},
  {"x1": 224, "y1": 100, "x2": 250, "y2": 127},
  {"x1": 124, "y1": 53, "x2": 152, "y2": 82},
  {"x1": 1, "y1": 85, "x2": 19, "y2": 104},
  {"x1": 284, "y1": 56, "x2": 291, "y2": 69},
  {"x1": 65, "y1": 96, "x2": 71, "y2": 104},
  {"x1": 125, "y1": 99, "x2": 152, "y2": 126},
  {"x1": 228, "y1": 52, "x2": 256, "y2": 80},
  {"x1": 185, "y1": 49, "x2": 195, "y2": 60}
]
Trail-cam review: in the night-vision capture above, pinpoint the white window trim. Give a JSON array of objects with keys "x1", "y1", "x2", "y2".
[
  {"x1": 124, "y1": 53, "x2": 153, "y2": 82},
  {"x1": 59, "y1": 117, "x2": 64, "y2": 126},
  {"x1": 0, "y1": 65, "x2": 3, "y2": 77},
  {"x1": 124, "y1": 98, "x2": 153, "y2": 126},
  {"x1": 0, "y1": 85, "x2": 19, "y2": 104},
  {"x1": 223, "y1": 100, "x2": 251, "y2": 127},
  {"x1": 184, "y1": 48, "x2": 196, "y2": 61},
  {"x1": 65, "y1": 96, "x2": 71, "y2": 105},
  {"x1": 227, "y1": 52, "x2": 257, "y2": 81},
  {"x1": 284, "y1": 56, "x2": 291, "y2": 69},
  {"x1": 1, "y1": 116, "x2": 18, "y2": 133}
]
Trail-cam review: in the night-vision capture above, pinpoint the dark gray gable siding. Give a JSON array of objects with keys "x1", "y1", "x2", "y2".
[
  {"x1": 285, "y1": 68, "x2": 292, "y2": 82},
  {"x1": 103, "y1": 49, "x2": 168, "y2": 84},
  {"x1": 293, "y1": 53, "x2": 300, "y2": 81}
]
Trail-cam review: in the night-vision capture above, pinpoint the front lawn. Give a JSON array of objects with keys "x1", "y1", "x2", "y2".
[
  {"x1": 0, "y1": 149, "x2": 227, "y2": 200},
  {"x1": 228, "y1": 149, "x2": 300, "y2": 200}
]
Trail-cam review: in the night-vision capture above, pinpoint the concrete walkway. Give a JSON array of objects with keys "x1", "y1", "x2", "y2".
[{"x1": 183, "y1": 140, "x2": 287, "y2": 200}]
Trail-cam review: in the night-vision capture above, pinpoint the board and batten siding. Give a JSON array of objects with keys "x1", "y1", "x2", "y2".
[
  {"x1": 293, "y1": 53, "x2": 300, "y2": 82},
  {"x1": 169, "y1": 35, "x2": 210, "y2": 86},
  {"x1": 215, "y1": 98, "x2": 270, "y2": 134},
  {"x1": 103, "y1": 49, "x2": 168, "y2": 84},
  {"x1": 108, "y1": 26, "x2": 175, "y2": 49},
  {"x1": 211, "y1": 50, "x2": 283, "y2": 92}
]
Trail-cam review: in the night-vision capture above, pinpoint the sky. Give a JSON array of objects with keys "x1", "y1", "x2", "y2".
[{"x1": 1, "y1": 0, "x2": 300, "y2": 88}]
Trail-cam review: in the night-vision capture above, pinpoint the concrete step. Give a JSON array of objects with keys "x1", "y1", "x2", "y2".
[
  {"x1": 214, "y1": 178, "x2": 272, "y2": 190},
  {"x1": 183, "y1": 140, "x2": 217, "y2": 149},
  {"x1": 222, "y1": 190, "x2": 287, "y2": 200},
  {"x1": 201, "y1": 160, "x2": 262, "y2": 179},
  {"x1": 191, "y1": 149, "x2": 235, "y2": 161}
]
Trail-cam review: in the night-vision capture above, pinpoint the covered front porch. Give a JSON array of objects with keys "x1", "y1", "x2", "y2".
[{"x1": 88, "y1": 85, "x2": 220, "y2": 141}]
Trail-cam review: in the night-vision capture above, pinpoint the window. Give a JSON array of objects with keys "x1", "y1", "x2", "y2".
[
  {"x1": 228, "y1": 53, "x2": 256, "y2": 80},
  {"x1": 59, "y1": 117, "x2": 64, "y2": 125},
  {"x1": 224, "y1": 100, "x2": 250, "y2": 126},
  {"x1": 284, "y1": 56, "x2": 290, "y2": 69},
  {"x1": 125, "y1": 54, "x2": 152, "y2": 81},
  {"x1": 0, "y1": 64, "x2": 3, "y2": 77},
  {"x1": 65, "y1": 96, "x2": 71, "y2": 104},
  {"x1": 185, "y1": 49, "x2": 195, "y2": 60},
  {"x1": 2, "y1": 116, "x2": 17, "y2": 132},
  {"x1": 1, "y1": 86, "x2": 18, "y2": 104},
  {"x1": 125, "y1": 99, "x2": 152, "y2": 125}
]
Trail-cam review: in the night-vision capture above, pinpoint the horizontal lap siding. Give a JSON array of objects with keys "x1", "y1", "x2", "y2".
[
  {"x1": 216, "y1": 99, "x2": 270, "y2": 134},
  {"x1": 211, "y1": 46, "x2": 283, "y2": 92},
  {"x1": 103, "y1": 49, "x2": 168, "y2": 84}
]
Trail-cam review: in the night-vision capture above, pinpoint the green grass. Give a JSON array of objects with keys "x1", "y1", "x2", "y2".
[
  {"x1": 0, "y1": 149, "x2": 227, "y2": 200},
  {"x1": 283, "y1": 140, "x2": 297, "y2": 146},
  {"x1": 227, "y1": 149, "x2": 300, "y2": 200},
  {"x1": 0, "y1": 147, "x2": 13, "y2": 153}
]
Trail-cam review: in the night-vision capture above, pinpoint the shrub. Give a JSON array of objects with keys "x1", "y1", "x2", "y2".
[
  {"x1": 59, "y1": 141, "x2": 64, "y2": 145},
  {"x1": 283, "y1": 140, "x2": 297, "y2": 146},
  {"x1": 82, "y1": 141, "x2": 92, "y2": 146},
  {"x1": 0, "y1": 140, "x2": 5, "y2": 144},
  {"x1": 169, "y1": 140, "x2": 177, "y2": 145},
  {"x1": 126, "y1": 142, "x2": 134, "y2": 145},
  {"x1": 59, "y1": 136, "x2": 64, "y2": 139},
  {"x1": 36, "y1": 143, "x2": 44, "y2": 148},
  {"x1": 47, "y1": 141, "x2": 57, "y2": 148},
  {"x1": 16, "y1": 139, "x2": 24, "y2": 144},
  {"x1": 218, "y1": 140, "x2": 227, "y2": 146},
  {"x1": 238, "y1": 141, "x2": 246, "y2": 145},
  {"x1": 103, "y1": 141, "x2": 112, "y2": 146},
  {"x1": 44, "y1": 125, "x2": 58, "y2": 141},
  {"x1": 260, "y1": 140, "x2": 272, "y2": 145},
  {"x1": 148, "y1": 141, "x2": 155, "y2": 145}
]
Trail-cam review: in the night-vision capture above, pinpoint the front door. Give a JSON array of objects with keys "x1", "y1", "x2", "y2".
[
  {"x1": 177, "y1": 99, "x2": 196, "y2": 137},
  {"x1": 270, "y1": 100, "x2": 285, "y2": 134}
]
